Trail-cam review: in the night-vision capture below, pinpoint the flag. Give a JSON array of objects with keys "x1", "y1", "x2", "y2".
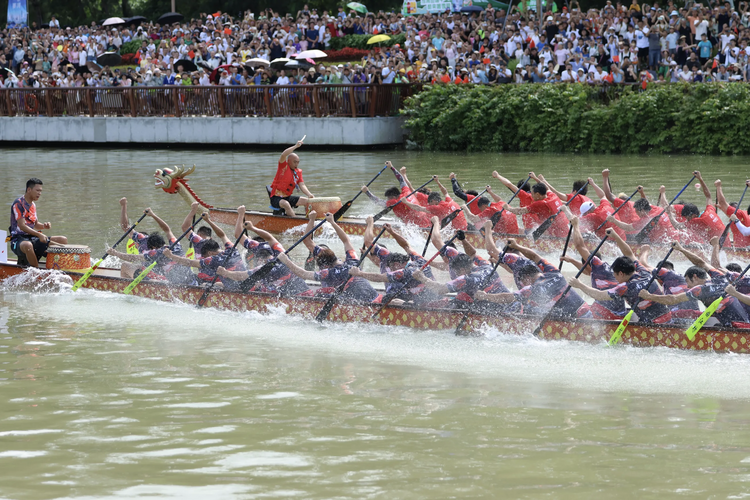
[{"x1": 6, "y1": 0, "x2": 28, "y2": 28}]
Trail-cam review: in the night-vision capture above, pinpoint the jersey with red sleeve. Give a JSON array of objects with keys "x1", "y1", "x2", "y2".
[
  {"x1": 612, "y1": 197, "x2": 640, "y2": 225},
  {"x1": 724, "y1": 206, "x2": 750, "y2": 247},
  {"x1": 566, "y1": 192, "x2": 593, "y2": 216},
  {"x1": 632, "y1": 206, "x2": 680, "y2": 243},
  {"x1": 606, "y1": 260, "x2": 671, "y2": 323},
  {"x1": 425, "y1": 195, "x2": 468, "y2": 230},
  {"x1": 683, "y1": 205, "x2": 725, "y2": 243},
  {"x1": 477, "y1": 201, "x2": 520, "y2": 234},
  {"x1": 389, "y1": 186, "x2": 431, "y2": 227},
  {"x1": 9, "y1": 196, "x2": 37, "y2": 240},
  {"x1": 513, "y1": 259, "x2": 588, "y2": 318},
  {"x1": 464, "y1": 193, "x2": 483, "y2": 215},
  {"x1": 580, "y1": 199, "x2": 625, "y2": 238},
  {"x1": 270, "y1": 161, "x2": 303, "y2": 197},
  {"x1": 526, "y1": 193, "x2": 569, "y2": 237},
  {"x1": 654, "y1": 267, "x2": 701, "y2": 313},
  {"x1": 516, "y1": 190, "x2": 537, "y2": 232}
]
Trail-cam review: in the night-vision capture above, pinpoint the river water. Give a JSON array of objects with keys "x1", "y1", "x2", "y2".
[{"x1": 2, "y1": 149, "x2": 750, "y2": 499}]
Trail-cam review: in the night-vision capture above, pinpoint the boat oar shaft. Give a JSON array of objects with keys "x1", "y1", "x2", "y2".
[
  {"x1": 196, "y1": 229, "x2": 247, "y2": 308},
  {"x1": 333, "y1": 163, "x2": 389, "y2": 221},
  {"x1": 373, "y1": 178, "x2": 435, "y2": 222}
]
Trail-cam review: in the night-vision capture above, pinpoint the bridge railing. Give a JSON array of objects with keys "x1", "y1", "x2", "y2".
[{"x1": 0, "y1": 84, "x2": 420, "y2": 118}]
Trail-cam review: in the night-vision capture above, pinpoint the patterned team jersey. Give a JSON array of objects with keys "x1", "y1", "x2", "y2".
[
  {"x1": 514, "y1": 259, "x2": 587, "y2": 318},
  {"x1": 685, "y1": 268, "x2": 749, "y2": 326},
  {"x1": 654, "y1": 267, "x2": 701, "y2": 312},
  {"x1": 312, "y1": 245, "x2": 378, "y2": 303},
  {"x1": 445, "y1": 262, "x2": 508, "y2": 303},
  {"x1": 130, "y1": 231, "x2": 152, "y2": 253},
  {"x1": 590, "y1": 256, "x2": 627, "y2": 317},
  {"x1": 502, "y1": 253, "x2": 535, "y2": 289},
  {"x1": 373, "y1": 244, "x2": 435, "y2": 296},
  {"x1": 197, "y1": 241, "x2": 245, "y2": 282},
  {"x1": 439, "y1": 245, "x2": 487, "y2": 280},
  {"x1": 9, "y1": 196, "x2": 37, "y2": 239},
  {"x1": 607, "y1": 260, "x2": 671, "y2": 323},
  {"x1": 188, "y1": 231, "x2": 210, "y2": 258}
]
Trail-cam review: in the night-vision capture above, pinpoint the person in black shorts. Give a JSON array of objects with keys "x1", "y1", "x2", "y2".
[{"x1": 8, "y1": 178, "x2": 68, "y2": 267}]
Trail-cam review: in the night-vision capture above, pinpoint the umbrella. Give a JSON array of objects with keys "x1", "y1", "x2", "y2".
[
  {"x1": 245, "y1": 57, "x2": 270, "y2": 68},
  {"x1": 285, "y1": 60, "x2": 313, "y2": 70},
  {"x1": 270, "y1": 58, "x2": 291, "y2": 69},
  {"x1": 173, "y1": 59, "x2": 197, "y2": 72},
  {"x1": 157, "y1": 12, "x2": 184, "y2": 25},
  {"x1": 102, "y1": 17, "x2": 126, "y2": 26},
  {"x1": 367, "y1": 34, "x2": 390, "y2": 45},
  {"x1": 209, "y1": 64, "x2": 234, "y2": 83},
  {"x1": 125, "y1": 16, "x2": 147, "y2": 25},
  {"x1": 97, "y1": 52, "x2": 122, "y2": 67},
  {"x1": 197, "y1": 61, "x2": 213, "y2": 71},
  {"x1": 86, "y1": 61, "x2": 103, "y2": 73},
  {"x1": 460, "y1": 5, "x2": 483, "y2": 12},
  {"x1": 295, "y1": 49, "x2": 327, "y2": 59},
  {"x1": 347, "y1": 2, "x2": 368, "y2": 14}
]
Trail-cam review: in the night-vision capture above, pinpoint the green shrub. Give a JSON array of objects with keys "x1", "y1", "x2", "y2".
[
  {"x1": 402, "y1": 83, "x2": 750, "y2": 155},
  {"x1": 120, "y1": 40, "x2": 142, "y2": 55}
]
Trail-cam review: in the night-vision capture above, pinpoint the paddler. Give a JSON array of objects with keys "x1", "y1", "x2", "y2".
[
  {"x1": 535, "y1": 174, "x2": 593, "y2": 217},
  {"x1": 715, "y1": 179, "x2": 750, "y2": 248},
  {"x1": 9, "y1": 178, "x2": 68, "y2": 267},
  {"x1": 361, "y1": 162, "x2": 431, "y2": 227},
  {"x1": 399, "y1": 176, "x2": 469, "y2": 230},
  {"x1": 501, "y1": 178, "x2": 569, "y2": 237},
  {"x1": 667, "y1": 171, "x2": 724, "y2": 242},
  {"x1": 269, "y1": 138, "x2": 315, "y2": 217},
  {"x1": 181, "y1": 202, "x2": 213, "y2": 258},
  {"x1": 601, "y1": 169, "x2": 643, "y2": 226}
]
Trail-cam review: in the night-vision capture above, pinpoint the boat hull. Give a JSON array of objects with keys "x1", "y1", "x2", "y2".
[{"x1": 2, "y1": 261, "x2": 749, "y2": 354}]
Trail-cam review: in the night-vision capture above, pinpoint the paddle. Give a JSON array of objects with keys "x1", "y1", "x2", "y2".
[
  {"x1": 72, "y1": 211, "x2": 150, "y2": 292},
  {"x1": 489, "y1": 175, "x2": 532, "y2": 228},
  {"x1": 454, "y1": 244, "x2": 510, "y2": 335},
  {"x1": 595, "y1": 187, "x2": 641, "y2": 232},
  {"x1": 239, "y1": 218, "x2": 328, "y2": 293},
  {"x1": 685, "y1": 260, "x2": 750, "y2": 341},
  {"x1": 372, "y1": 231, "x2": 465, "y2": 318},
  {"x1": 532, "y1": 233, "x2": 610, "y2": 337},
  {"x1": 558, "y1": 224, "x2": 573, "y2": 270},
  {"x1": 372, "y1": 178, "x2": 435, "y2": 222},
  {"x1": 123, "y1": 214, "x2": 206, "y2": 295},
  {"x1": 608, "y1": 246, "x2": 674, "y2": 346},
  {"x1": 719, "y1": 184, "x2": 748, "y2": 248},
  {"x1": 440, "y1": 187, "x2": 489, "y2": 230},
  {"x1": 315, "y1": 226, "x2": 388, "y2": 322},
  {"x1": 633, "y1": 175, "x2": 696, "y2": 244},
  {"x1": 196, "y1": 230, "x2": 247, "y2": 308},
  {"x1": 422, "y1": 225, "x2": 434, "y2": 257},
  {"x1": 532, "y1": 180, "x2": 590, "y2": 241},
  {"x1": 333, "y1": 163, "x2": 389, "y2": 221}
]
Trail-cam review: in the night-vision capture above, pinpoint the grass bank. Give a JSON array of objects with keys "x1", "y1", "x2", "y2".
[{"x1": 402, "y1": 83, "x2": 750, "y2": 155}]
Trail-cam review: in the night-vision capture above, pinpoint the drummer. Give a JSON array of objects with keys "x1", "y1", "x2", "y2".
[
  {"x1": 9, "y1": 178, "x2": 68, "y2": 267},
  {"x1": 269, "y1": 138, "x2": 316, "y2": 216}
]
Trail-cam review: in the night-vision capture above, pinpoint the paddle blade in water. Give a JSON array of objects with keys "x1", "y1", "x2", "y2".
[
  {"x1": 71, "y1": 258, "x2": 103, "y2": 292},
  {"x1": 123, "y1": 261, "x2": 156, "y2": 295},
  {"x1": 333, "y1": 201, "x2": 352, "y2": 221},
  {"x1": 532, "y1": 214, "x2": 556, "y2": 241},
  {"x1": 608, "y1": 310, "x2": 634, "y2": 346},
  {"x1": 685, "y1": 296, "x2": 722, "y2": 341},
  {"x1": 316, "y1": 295, "x2": 339, "y2": 322},
  {"x1": 372, "y1": 206, "x2": 391, "y2": 222}
]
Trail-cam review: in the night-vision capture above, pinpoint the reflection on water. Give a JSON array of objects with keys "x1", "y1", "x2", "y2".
[{"x1": 2, "y1": 150, "x2": 750, "y2": 499}]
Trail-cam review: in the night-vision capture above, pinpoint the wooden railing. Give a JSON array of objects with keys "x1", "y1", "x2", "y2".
[{"x1": 0, "y1": 84, "x2": 420, "y2": 118}]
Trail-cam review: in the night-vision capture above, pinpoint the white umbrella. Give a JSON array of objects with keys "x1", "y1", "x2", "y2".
[
  {"x1": 295, "y1": 49, "x2": 327, "y2": 59},
  {"x1": 245, "y1": 58, "x2": 270, "y2": 67},
  {"x1": 102, "y1": 17, "x2": 126, "y2": 26}
]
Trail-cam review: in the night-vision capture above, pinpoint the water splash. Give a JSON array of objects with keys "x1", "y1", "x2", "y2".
[{"x1": 1, "y1": 268, "x2": 73, "y2": 293}]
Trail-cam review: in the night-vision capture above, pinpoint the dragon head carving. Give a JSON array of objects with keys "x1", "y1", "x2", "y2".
[{"x1": 154, "y1": 164, "x2": 195, "y2": 194}]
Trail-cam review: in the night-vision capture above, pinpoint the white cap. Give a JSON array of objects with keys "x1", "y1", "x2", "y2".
[{"x1": 580, "y1": 201, "x2": 595, "y2": 216}]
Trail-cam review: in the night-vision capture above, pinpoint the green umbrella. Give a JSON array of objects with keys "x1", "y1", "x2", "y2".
[{"x1": 347, "y1": 2, "x2": 368, "y2": 14}]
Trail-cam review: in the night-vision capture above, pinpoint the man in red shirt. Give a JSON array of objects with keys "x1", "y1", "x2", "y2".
[
  {"x1": 361, "y1": 163, "x2": 431, "y2": 227},
  {"x1": 269, "y1": 139, "x2": 316, "y2": 216},
  {"x1": 667, "y1": 171, "x2": 724, "y2": 243},
  {"x1": 602, "y1": 169, "x2": 645, "y2": 227},
  {"x1": 607, "y1": 197, "x2": 680, "y2": 243},
  {"x1": 503, "y1": 182, "x2": 569, "y2": 238},
  {"x1": 492, "y1": 171, "x2": 534, "y2": 231},
  {"x1": 577, "y1": 177, "x2": 626, "y2": 239},
  {"x1": 401, "y1": 176, "x2": 468, "y2": 230},
  {"x1": 535, "y1": 174, "x2": 592, "y2": 217},
  {"x1": 459, "y1": 185, "x2": 520, "y2": 234},
  {"x1": 715, "y1": 178, "x2": 750, "y2": 247}
]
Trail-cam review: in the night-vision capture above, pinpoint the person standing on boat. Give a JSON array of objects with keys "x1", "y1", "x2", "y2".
[
  {"x1": 269, "y1": 139, "x2": 315, "y2": 217},
  {"x1": 9, "y1": 178, "x2": 68, "y2": 268}
]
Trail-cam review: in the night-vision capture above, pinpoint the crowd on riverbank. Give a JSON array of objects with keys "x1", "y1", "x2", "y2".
[{"x1": 2, "y1": 0, "x2": 750, "y2": 88}]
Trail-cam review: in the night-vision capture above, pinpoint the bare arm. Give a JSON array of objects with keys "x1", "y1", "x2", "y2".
[
  {"x1": 508, "y1": 238, "x2": 542, "y2": 263},
  {"x1": 492, "y1": 171, "x2": 520, "y2": 193},
  {"x1": 385, "y1": 223, "x2": 413, "y2": 254},
  {"x1": 694, "y1": 171, "x2": 712, "y2": 206},
  {"x1": 398, "y1": 166, "x2": 415, "y2": 192},
  {"x1": 727, "y1": 285, "x2": 750, "y2": 307},
  {"x1": 206, "y1": 216, "x2": 228, "y2": 244},
  {"x1": 434, "y1": 176, "x2": 448, "y2": 197},
  {"x1": 302, "y1": 211, "x2": 318, "y2": 253},
  {"x1": 715, "y1": 179, "x2": 730, "y2": 214},
  {"x1": 461, "y1": 237, "x2": 476, "y2": 258},
  {"x1": 673, "y1": 242, "x2": 710, "y2": 270},
  {"x1": 639, "y1": 289, "x2": 689, "y2": 305},
  {"x1": 277, "y1": 252, "x2": 316, "y2": 280},
  {"x1": 148, "y1": 209, "x2": 174, "y2": 240},
  {"x1": 217, "y1": 266, "x2": 252, "y2": 281},
  {"x1": 364, "y1": 216, "x2": 375, "y2": 248},
  {"x1": 325, "y1": 213, "x2": 354, "y2": 253},
  {"x1": 587, "y1": 177, "x2": 605, "y2": 200},
  {"x1": 279, "y1": 139, "x2": 303, "y2": 163},
  {"x1": 602, "y1": 169, "x2": 615, "y2": 203},
  {"x1": 107, "y1": 248, "x2": 145, "y2": 263},
  {"x1": 486, "y1": 186, "x2": 503, "y2": 203},
  {"x1": 709, "y1": 237, "x2": 726, "y2": 271},
  {"x1": 607, "y1": 215, "x2": 636, "y2": 232},
  {"x1": 667, "y1": 206, "x2": 686, "y2": 231},
  {"x1": 538, "y1": 174, "x2": 567, "y2": 201},
  {"x1": 461, "y1": 204, "x2": 481, "y2": 225},
  {"x1": 348, "y1": 268, "x2": 389, "y2": 282},
  {"x1": 119, "y1": 197, "x2": 130, "y2": 231},
  {"x1": 474, "y1": 291, "x2": 519, "y2": 304},
  {"x1": 429, "y1": 216, "x2": 444, "y2": 254},
  {"x1": 297, "y1": 181, "x2": 314, "y2": 198},
  {"x1": 163, "y1": 249, "x2": 201, "y2": 268},
  {"x1": 234, "y1": 206, "x2": 247, "y2": 240},
  {"x1": 413, "y1": 270, "x2": 450, "y2": 294},
  {"x1": 606, "y1": 227, "x2": 635, "y2": 260},
  {"x1": 245, "y1": 221, "x2": 279, "y2": 247},
  {"x1": 182, "y1": 201, "x2": 202, "y2": 233},
  {"x1": 483, "y1": 221, "x2": 500, "y2": 259},
  {"x1": 402, "y1": 199, "x2": 429, "y2": 212},
  {"x1": 568, "y1": 278, "x2": 613, "y2": 301}
]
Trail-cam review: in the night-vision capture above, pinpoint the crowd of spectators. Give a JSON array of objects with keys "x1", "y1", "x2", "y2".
[{"x1": 2, "y1": 0, "x2": 750, "y2": 88}]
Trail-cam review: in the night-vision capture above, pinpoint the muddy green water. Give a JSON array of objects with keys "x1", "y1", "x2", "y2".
[{"x1": 2, "y1": 149, "x2": 750, "y2": 499}]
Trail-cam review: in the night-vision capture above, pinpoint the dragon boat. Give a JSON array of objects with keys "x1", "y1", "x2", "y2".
[
  {"x1": 2, "y1": 256, "x2": 750, "y2": 354},
  {"x1": 155, "y1": 166, "x2": 750, "y2": 263}
]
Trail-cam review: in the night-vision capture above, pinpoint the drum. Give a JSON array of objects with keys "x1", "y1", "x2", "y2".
[
  {"x1": 305, "y1": 197, "x2": 342, "y2": 216},
  {"x1": 45, "y1": 244, "x2": 91, "y2": 271}
]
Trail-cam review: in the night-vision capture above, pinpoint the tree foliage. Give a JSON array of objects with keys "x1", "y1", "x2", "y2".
[{"x1": 402, "y1": 83, "x2": 750, "y2": 155}]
